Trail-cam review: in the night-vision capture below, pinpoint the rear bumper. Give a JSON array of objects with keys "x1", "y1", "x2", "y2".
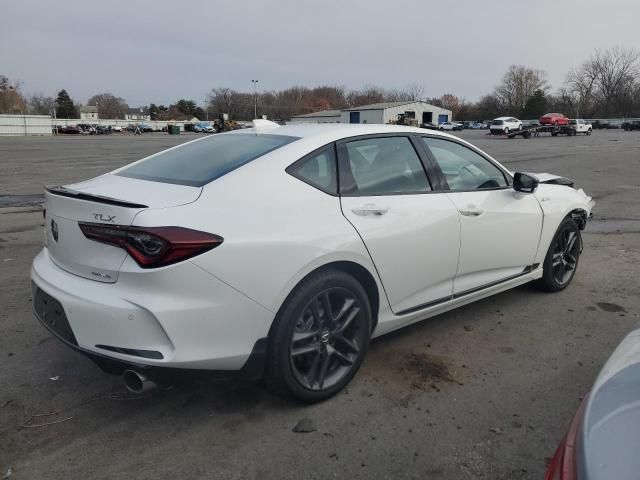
[{"x1": 31, "y1": 248, "x2": 274, "y2": 371}]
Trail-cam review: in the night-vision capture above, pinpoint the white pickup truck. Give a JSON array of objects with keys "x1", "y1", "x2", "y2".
[{"x1": 569, "y1": 119, "x2": 592, "y2": 135}]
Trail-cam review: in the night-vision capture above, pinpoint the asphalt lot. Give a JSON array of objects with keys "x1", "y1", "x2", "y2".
[{"x1": 1, "y1": 130, "x2": 639, "y2": 479}]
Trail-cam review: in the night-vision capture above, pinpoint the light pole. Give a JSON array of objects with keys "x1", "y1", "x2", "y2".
[{"x1": 251, "y1": 79, "x2": 259, "y2": 119}]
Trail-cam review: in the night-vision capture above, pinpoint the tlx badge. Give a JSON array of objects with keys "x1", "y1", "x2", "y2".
[{"x1": 93, "y1": 214, "x2": 116, "y2": 222}]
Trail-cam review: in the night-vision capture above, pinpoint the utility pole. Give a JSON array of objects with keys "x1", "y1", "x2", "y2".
[{"x1": 251, "y1": 79, "x2": 259, "y2": 119}]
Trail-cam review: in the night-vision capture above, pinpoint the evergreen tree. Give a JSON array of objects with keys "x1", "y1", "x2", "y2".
[
  {"x1": 521, "y1": 89, "x2": 548, "y2": 119},
  {"x1": 55, "y1": 89, "x2": 77, "y2": 118}
]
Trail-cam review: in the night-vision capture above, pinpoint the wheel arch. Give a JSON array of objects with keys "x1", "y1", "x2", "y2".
[
  {"x1": 567, "y1": 208, "x2": 588, "y2": 230},
  {"x1": 269, "y1": 260, "x2": 382, "y2": 338}
]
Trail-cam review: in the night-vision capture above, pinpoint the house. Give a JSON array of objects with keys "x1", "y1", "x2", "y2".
[
  {"x1": 341, "y1": 101, "x2": 452, "y2": 126},
  {"x1": 124, "y1": 108, "x2": 151, "y2": 122},
  {"x1": 289, "y1": 109, "x2": 342, "y2": 124},
  {"x1": 79, "y1": 105, "x2": 98, "y2": 121}
]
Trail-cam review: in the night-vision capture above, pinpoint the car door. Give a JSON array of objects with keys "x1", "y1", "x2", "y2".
[
  {"x1": 421, "y1": 136, "x2": 543, "y2": 295},
  {"x1": 338, "y1": 135, "x2": 461, "y2": 314}
]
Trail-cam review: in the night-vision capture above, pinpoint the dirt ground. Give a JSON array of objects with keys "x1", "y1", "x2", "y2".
[{"x1": 1, "y1": 129, "x2": 639, "y2": 479}]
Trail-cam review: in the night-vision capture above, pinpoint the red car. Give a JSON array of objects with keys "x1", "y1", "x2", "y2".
[{"x1": 539, "y1": 113, "x2": 569, "y2": 126}]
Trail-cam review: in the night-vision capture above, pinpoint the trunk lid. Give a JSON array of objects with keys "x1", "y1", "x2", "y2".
[{"x1": 44, "y1": 174, "x2": 201, "y2": 283}]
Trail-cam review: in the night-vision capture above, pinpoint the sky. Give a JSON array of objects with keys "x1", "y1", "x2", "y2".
[{"x1": 2, "y1": 0, "x2": 639, "y2": 107}]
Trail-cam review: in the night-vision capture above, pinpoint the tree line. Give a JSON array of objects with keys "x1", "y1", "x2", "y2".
[{"x1": 2, "y1": 47, "x2": 639, "y2": 121}]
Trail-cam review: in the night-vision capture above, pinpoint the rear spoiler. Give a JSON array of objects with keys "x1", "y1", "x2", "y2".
[{"x1": 45, "y1": 186, "x2": 149, "y2": 209}]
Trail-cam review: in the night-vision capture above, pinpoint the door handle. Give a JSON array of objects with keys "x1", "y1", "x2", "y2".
[
  {"x1": 351, "y1": 204, "x2": 389, "y2": 216},
  {"x1": 459, "y1": 206, "x2": 484, "y2": 217}
]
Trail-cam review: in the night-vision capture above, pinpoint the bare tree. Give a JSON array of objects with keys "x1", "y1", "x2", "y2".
[
  {"x1": 494, "y1": 65, "x2": 548, "y2": 114},
  {"x1": 0, "y1": 75, "x2": 27, "y2": 114},
  {"x1": 566, "y1": 47, "x2": 640, "y2": 116},
  {"x1": 87, "y1": 93, "x2": 129, "y2": 119},
  {"x1": 28, "y1": 93, "x2": 55, "y2": 115}
]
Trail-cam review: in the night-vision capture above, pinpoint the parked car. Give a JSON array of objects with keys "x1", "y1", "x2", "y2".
[
  {"x1": 32, "y1": 121, "x2": 594, "y2": 402},
  {"x1": 56, "y1": 125, "x2": 81, "y2": 134},
  {"x1": 77, "y1": 124, "x2": 97, "y2": 135},
  {"x1": 539, "y1": 113, "x2": 569, "y2": 126},
  {"x1": 489, "y1": 117, "x2": 523, "y2": 135},
  {"x1": 438, "y1": 122, "x2": 462, "y2": 131},
  {"x1": 110, "y1": 125, "x2": 123, "y2": 133},
  {"x1": 623, "y1": 120, "x2": 640, "y2": 131},
  {"x1": 591, "y1": 120, "x2": 608, "y2": 130},
  {"x1": 544, "y1": 327, "x2": 640, "y2": 480},
  {"x1": 194, "y1": 122, "x2": 214, "y2": 133},
  {"x1": 469, "y1": 122, "x2": 486, "y2": 129},
  {"x1": 568, "y1": 119, "x2": 593, "y2": 135},
  {"x1": 606, "y1": 121, "x2": 622, "y2": 129},
  {"x1": 420, "y1": 122, "x2": 439, "y2": 130},
  {"x1": 139, "y1": 123, "x2": 154, "y2": 133}
]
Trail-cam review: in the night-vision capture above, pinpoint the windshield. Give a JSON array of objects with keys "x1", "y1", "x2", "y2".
[
  {"x1": 492, "y1": 120, "x2": 504, "y2": 125},
  {"x1": 117, "y1": 133, "x2": 299, "y2": 187}
]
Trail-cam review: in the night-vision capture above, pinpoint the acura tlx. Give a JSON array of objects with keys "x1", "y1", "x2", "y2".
[{"x1": 31, "y1": 120, "x2": 594, "y2": 402}]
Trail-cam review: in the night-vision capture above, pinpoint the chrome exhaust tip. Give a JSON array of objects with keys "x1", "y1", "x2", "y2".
[{"x1": 122, "y1": 369, "x2": 157, "y2": 394}]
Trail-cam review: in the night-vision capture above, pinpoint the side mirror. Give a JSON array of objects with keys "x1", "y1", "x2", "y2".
[{"x1": 513, "y1": 172, "x2": 539, "y2": 193}]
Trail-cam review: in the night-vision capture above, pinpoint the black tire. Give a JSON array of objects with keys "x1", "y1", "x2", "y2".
[
  {"x1": 535, "y1": 218, "x2": 581, "y2": 292},
  {"x1": 265, "y1": 269, "x2": 372, "y2": 403},
  {"x1": 504, "y1": 127, "x2": 509, "y2": 135},
  {"x1": 586, "y1": 128, "x2": 592, "y2": 136}
]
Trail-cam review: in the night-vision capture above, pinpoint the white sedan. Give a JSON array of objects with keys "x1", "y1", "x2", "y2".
[{"x1": 31, "y1": 121, "x2": 594, "y2": 402}]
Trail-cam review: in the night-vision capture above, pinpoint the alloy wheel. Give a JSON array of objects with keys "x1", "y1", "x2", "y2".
[
  {"x1": 289, "y1": 287, "x2": 365, "y2": 391},
  {"x1": 552, "y1": 229, "x2": 580, "y2": 285}
]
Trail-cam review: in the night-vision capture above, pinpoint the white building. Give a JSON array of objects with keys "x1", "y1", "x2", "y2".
[
  {"x1": 341, "y1": 101, "x2": 452, "y2": 126},
  {"x1": 288, "y1": 101, "x2": 452, "y2": 126},
  {"x1": 79, "y1": 105, "x2": 98, "y2": 121},
  {"x1": 289, "y1": 109, "x2": 342, "y2": 124}
]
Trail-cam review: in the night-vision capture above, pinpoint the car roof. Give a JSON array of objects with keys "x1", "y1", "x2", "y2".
[
  {"x1": 230, "y1": 122, "x2": 459, "y2": 143},
  {"x1": 494, "y1": 116, "x2": 515, "y2": 120}
]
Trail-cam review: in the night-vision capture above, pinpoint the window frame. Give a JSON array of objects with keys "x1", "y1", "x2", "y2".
[
  {"x1": 117, "y1": 133, "x2": 300, "y2": 187},
  {"x1": 418, "y1": 134, "x2": 513, "y2": 192},
  {"x1": 285, "y1": 143, "x2": 339, "y2": 196},
  {"x1": 335, "y1": 133, "x2": 442, "y2": 197}
]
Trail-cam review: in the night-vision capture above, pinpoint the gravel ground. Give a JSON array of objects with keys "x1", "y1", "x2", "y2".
[{"x1": 0, "y1": 129, "x2": 639, "y2": 480}]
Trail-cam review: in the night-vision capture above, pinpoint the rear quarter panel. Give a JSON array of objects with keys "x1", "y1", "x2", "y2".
[{"x1": 130, "y1": 138, "x2": 388, "y2": 317}]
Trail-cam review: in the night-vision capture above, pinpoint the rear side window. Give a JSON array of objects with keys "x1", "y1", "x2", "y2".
[
  {"x1": 287, "y1": 147, "x2": 337, "y2": 195},
  {"x1": 341, "y1": 136, "x2": 431, "y2": 195},
  {"x1": 117, "y1": 133, "x2": 298, "y2": 187}
]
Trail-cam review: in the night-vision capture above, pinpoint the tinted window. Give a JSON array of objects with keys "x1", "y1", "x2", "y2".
[
  {"x1": 287, "y1": 147, "x2": 337, "y2": 194},
  {"x1": 343, "y1": 137, "x2": 430, "y2": 195},
  {"x1": 117, "y1": 133, "x2": 298, "y2": 187},
  {"x1": 492, "y1": 120, "x2": 504, "y2": 125},
  {"x1": 422, "y1": 137, "x2": 508, "y2": 191}
]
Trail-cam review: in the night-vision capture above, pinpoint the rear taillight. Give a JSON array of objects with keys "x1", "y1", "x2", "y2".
[
  {"x1": 544, "y1": 393, "x2": 589, "y2": 480},
  {"x1": 79, "y1": 223, "x2": 223, "y2": 268}
]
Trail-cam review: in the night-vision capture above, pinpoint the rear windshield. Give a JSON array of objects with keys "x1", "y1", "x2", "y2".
[
  {"x1": 117, "y1": 133, "x2": 299, "y2": 186},
  {"x1": 492, "y1": 120, "x2": 504, "y2": 125}
]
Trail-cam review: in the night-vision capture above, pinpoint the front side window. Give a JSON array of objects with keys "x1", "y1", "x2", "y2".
[
  {"x1": 117, "y1": 133, "x2": 298, "y2": 187},
  {"x1": 287, "y1": 147, "x2": 337, "y2": 194},
  {"x1": 341, "y1": 137, "x2": 431, "y2": 195},
  {"x1": 422, "y1": 137, "x2": 508, "y2": 191}
]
